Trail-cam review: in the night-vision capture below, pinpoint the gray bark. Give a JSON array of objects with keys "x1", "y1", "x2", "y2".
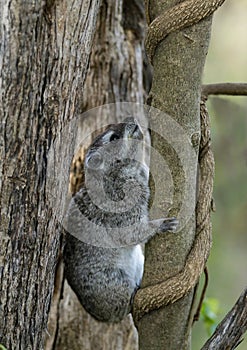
[
  {"x1": 0, "y1": 0, "x2": 101, "y2": 349},
  {"x1": 45, "y1": 0, "x2": 146, "y2": 349},
  {"x1": 201, "y1": 288, "x2": 247, "y2": 349},
  {"x1": 135, "y1": 1, "x2": 213, "y2": 349}
]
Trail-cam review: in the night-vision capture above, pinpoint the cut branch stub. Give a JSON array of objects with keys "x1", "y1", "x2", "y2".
[
  {"x1": 145, "y1": 0, "x2": 225, "y2": 63},
  {"x1": 202, "y1": 83, "x2": 247, "y2": 100}
]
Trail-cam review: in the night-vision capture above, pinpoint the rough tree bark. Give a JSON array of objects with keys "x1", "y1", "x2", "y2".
[
  {"x1": 0, "y1": 0, "x2": 102, "y2": 349},
  {"x1": 45, "y1": 1, "x2": 146, "y2": 349},
  {"x1": 133, "y1": 1, "x2": 215, "y2": 349},
  {"x1": 202, "y1": 287, "x2": 247, "y2": 350}
]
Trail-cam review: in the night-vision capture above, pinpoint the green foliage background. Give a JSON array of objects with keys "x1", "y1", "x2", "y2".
[{"x1": 192, "y1": 0, "x2": 247, "y2": 348}]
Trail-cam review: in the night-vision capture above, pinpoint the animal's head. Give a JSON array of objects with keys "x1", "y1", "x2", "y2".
[
  {"x1": 85, "y1": 117, "x2": 144, "y2": 174},
  {"x1": 84, "y1": 117, "x2": 149, "y2": 204}
]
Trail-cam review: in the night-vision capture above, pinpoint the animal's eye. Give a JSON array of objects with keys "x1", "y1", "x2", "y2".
[{"x1": 109, "y1": 133, "x2": 120, "y2": 142}]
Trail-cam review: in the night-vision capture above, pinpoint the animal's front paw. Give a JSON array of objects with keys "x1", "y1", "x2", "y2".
[{"x1": 159, "y1": 217, "x2": 179, "y2": 233}]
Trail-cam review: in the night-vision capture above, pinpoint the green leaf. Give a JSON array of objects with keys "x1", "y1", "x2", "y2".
[
  {"x1": 200, "y1": 297, "x2": 220, "y2": 336},
  {"x1": 0, "y1": 345, "x2": 7, "y2": 350}
]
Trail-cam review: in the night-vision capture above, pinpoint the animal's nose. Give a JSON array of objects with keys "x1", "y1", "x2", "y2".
[
  {"x1": 122, "y1": 117, "x2": 143, "y2": 140},
  {"x1": 123, "y1": 116, "x2": 135, "y2": 124},
  {"x1": 129, "y1": 122, "x2": 143, "y2": 140}
]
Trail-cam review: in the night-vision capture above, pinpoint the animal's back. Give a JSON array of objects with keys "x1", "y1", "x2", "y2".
[{"x1": 64, "y1": 232, "x2": 144, "y2": 322}]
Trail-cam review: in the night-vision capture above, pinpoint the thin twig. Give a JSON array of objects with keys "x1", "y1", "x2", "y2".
[
  {"x1": 202, "y1": 83, "x2": 247, "y2": 100},
  {"x1": 193, "y1": 267, "x2": 209, "y2": 323}
]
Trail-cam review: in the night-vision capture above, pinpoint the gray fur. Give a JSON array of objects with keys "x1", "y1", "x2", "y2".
[{"x1": 63, "y1": 118, "x2": 178, "y2": 322}]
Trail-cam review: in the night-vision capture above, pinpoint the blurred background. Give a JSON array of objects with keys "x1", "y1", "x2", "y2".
[{"x1": 192, "y1": 0, "x2": 247, "y2": 348}]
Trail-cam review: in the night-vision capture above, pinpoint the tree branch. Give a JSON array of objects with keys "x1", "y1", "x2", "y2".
[
  {"x1": 201, "y1": 287, "x2": 247, "y2": 350},
  {"x1": 145, "y1": 0, "x2": 225, "y2": 63},
  {"x1": 133, "y1": 101, "x2": 214, "y2": 323},
  {"x1": 202, "y1": 83, "x2": 247, "y2": 100}
]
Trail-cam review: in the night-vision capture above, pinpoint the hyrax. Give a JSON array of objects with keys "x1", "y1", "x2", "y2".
[{"x1": 64, "y1": 117, "x2": 178, "y2": 322}]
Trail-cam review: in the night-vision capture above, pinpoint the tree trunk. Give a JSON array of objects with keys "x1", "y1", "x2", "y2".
[
  {"x1": 0, "y1": 1, "x2": 101, "y2": 349},
  {"x1": 45, "y1": 1, "x2": 146, "y2": 349},
  {"x1": 135, "y1": 1, "x2": 213, "y2": 349}
]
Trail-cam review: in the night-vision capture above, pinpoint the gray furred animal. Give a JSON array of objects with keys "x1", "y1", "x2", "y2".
[{"x1": 63, "y1": 117, "x2": 178, "y2": 323}]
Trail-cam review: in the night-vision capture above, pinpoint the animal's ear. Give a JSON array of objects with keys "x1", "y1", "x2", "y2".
[{"x1": 85, "y1": 151, "x2": 103, "y2": 170}]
